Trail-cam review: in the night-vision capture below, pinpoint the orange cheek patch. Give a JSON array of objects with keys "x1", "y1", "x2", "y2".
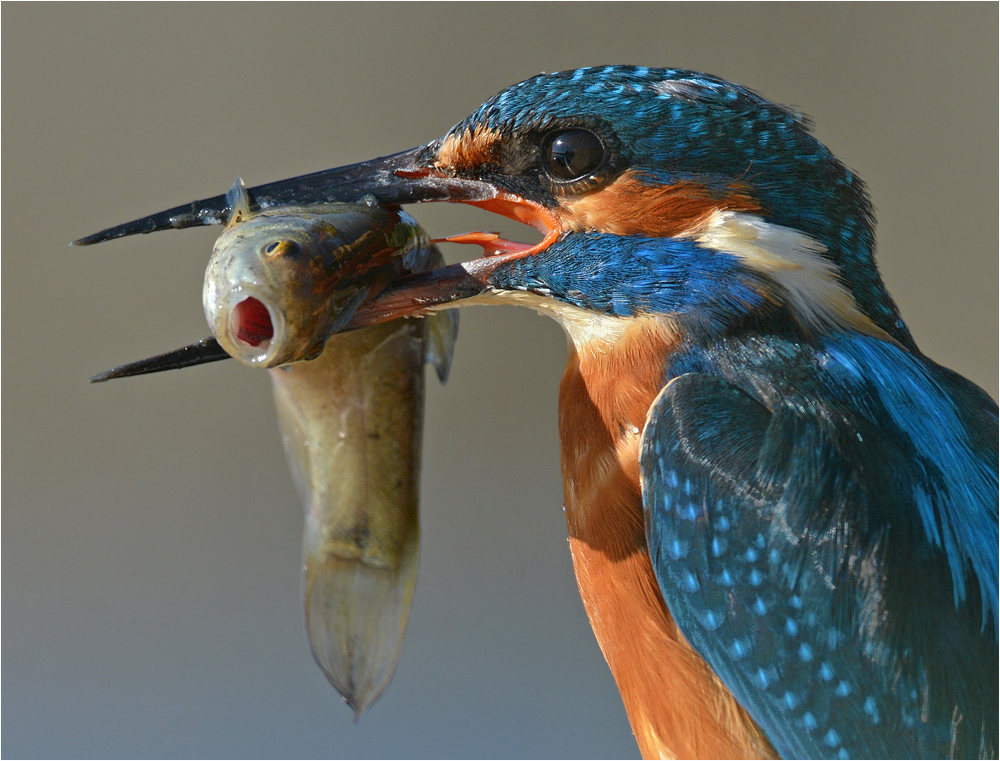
[
  {"x1": 434, "y1": 125, "x2": 503, "y2": 173},
  {"x1": 558, "y1": 170, "x2": 761, "y2": 238}
]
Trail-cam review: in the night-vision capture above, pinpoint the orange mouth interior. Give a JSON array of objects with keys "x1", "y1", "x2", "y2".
[
  {"x1": 395, "y1": 163, "x2": 562, "y2": 260},
  {"x1": 346, "y1": 190, "x2": 563, "y2": 329},
  {"x1": 431, "y1": 193, "x2": 562, "y2": 260}
]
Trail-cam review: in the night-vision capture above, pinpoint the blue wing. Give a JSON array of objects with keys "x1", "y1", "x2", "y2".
[{"x1": 640, "y1": 333, "x2": 998, "y2": 759}]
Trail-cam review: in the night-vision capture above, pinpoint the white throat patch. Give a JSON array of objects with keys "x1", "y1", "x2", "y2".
[{"x1": 460, "y1": 289, "x2": 639, "y2": 348}]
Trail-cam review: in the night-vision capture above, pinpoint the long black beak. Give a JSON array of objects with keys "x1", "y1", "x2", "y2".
[
  {"x1": 88, "y1": 261, "x2": 485, "y2": 382},
  {"x1": 73, "y1": 144, "x2": 496, "y2": 246},
  {"x1": 90, "y1": 337, "x2": 230, "y2": 382}
]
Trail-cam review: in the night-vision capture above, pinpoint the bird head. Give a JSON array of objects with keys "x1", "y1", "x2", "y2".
[{"x1": 78, "y1": 66, "x2": 912, "y2": 347}]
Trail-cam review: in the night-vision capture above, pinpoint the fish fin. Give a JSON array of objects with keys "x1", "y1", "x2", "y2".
[
  {"x1": 304, "y1": 535, "x2": 419, "y2": 720},
  {"x1": 424, "y1": 309, "x2": 459, "y2": 384},
  {"x1": 225, "y1": 178, "x2": 253, "y2": 227}
]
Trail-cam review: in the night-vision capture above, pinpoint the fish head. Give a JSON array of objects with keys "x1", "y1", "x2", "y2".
[{"x1": 205, "y1": 180, "x2": 420, "y2": 368}]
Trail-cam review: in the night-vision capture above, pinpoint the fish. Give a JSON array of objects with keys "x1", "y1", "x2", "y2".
[{"x1": 200, "y1": 179, "x2": 458, "y2": 717}]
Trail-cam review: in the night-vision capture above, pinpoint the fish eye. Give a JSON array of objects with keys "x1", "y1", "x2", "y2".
[
  {"x1": 263, "y1": 240, "x2": 300, "y2": 258},
  {"x1": 542, "y1": 129, "x2": 605, "y2": 182}
]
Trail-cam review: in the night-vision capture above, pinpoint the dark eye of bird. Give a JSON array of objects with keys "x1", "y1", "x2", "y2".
[{"x1": 542, "y1": 129, "x2": 604, "y2": 181}]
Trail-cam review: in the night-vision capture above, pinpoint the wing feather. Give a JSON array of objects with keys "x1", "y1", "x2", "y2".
[{"x1": 640, "y1": 335, "x2": 998, "y2": 759}]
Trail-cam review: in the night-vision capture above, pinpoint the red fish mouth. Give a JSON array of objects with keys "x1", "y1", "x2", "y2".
[{"x1": 233, "y1": 297, "x2": 274, "y2": 347}]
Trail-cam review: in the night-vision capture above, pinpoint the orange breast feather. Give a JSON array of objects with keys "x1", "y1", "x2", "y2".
[{"x1": 558, "y1": 321, "x2": 775, "y2": 760}]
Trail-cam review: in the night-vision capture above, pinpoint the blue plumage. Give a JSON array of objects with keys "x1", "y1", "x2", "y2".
[
  {"x1": 451, "y1": 66, "x2": 912, "y2": 345},
  {"x1": 642, "y1": 334, "x2": 998, "y2": 758},
  {"x1": 453, "y1": 67, "x2": 1000, "y2": 757},
  {"x1": 488, "y1": 232, "x2": 770, "y2": 329}
]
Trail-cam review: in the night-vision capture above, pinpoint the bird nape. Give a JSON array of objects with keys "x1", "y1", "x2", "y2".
[{"x1": 78, "y1": 66, "x2": 998, "y2": 760}]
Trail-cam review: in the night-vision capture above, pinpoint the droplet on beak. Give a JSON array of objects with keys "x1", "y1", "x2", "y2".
[{"x1": 234, "y1": 297, "x2": 274, "y2": 346}]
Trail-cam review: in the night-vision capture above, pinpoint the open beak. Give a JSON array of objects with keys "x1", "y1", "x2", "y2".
[
  {"x1": 73, "y1": 144, "x2": 498, "y2": 245},
  {"x1": 82, "y1": 141, "x2": 563, "y2": 380}
]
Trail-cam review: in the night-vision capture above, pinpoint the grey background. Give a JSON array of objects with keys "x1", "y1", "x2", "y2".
[{"x1": 4, "y1": 4, "x2": 997, "y2": 758}]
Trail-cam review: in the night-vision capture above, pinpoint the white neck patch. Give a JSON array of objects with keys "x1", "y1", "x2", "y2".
[
  {"x1": 440, "y1": 210, "x2": 886, "y2": 349},
  {"x1": 694, "y1": 211, "x2": 886, "y2": 338}
]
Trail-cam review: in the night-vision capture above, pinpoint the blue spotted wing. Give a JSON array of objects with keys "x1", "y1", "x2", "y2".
[{"x1": 640, "y1": 342, "x2": 997, "y2": 759}]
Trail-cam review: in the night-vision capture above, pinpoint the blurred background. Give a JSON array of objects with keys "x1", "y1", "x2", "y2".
[{"x1": 4, "y1": 4, "x2": 996, "y2": 758}]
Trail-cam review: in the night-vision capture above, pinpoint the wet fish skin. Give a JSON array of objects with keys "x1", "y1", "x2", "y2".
[
  {"x1": 275, "y1": 270, "x2": 455, "y2": 718},
  {"x1": 272, "y1": 318, "x2": 426, "y2": 718},
  {"x1": 203, "y1": 184, "x2": 457, "y2": 716},
  {"x1": 204, "y1": 179, "x2": 428, "y2": 369}
]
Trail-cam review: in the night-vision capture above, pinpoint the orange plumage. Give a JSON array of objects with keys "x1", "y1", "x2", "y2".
[{"x1": 558, "y1": 321, "x2": 775, "y2": 759}]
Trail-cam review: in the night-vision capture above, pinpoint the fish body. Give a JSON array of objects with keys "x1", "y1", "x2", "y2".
[{"x1": 204, "y1": 181, "x2": 457, "y2": 715}]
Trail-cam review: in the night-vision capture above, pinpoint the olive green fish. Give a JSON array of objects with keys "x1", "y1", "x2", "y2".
[{"x1": 204, "y1": 180, "x2": 457, "y2": 717}]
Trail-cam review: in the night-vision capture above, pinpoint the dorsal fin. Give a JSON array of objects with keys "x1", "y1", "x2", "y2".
[{"x1": 225, "y1": 178, "x2": 253, "y2": 227}]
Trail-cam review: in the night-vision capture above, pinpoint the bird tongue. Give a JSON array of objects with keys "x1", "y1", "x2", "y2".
[
  {"x1": 430, "y1": 192, "x2": 562, "y2": 258},
  {"x1": 431, "y1": 231, "x2": 534, "y2": 257}
]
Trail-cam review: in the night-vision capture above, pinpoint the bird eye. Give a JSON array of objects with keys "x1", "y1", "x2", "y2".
[{"x1": 542, "y1": 129, "x2": 605, "y2": 181}]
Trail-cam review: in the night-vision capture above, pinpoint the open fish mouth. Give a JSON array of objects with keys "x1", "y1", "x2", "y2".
[
  {"x1": 215, "y1": 287, "x2": 287, "y2": 367},
  {"x1": 233, "y1": 296, "x2": 274, "y2": 347}
]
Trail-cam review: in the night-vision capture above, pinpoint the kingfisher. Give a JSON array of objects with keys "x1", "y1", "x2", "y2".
[{"x1": 78, "y1": 67, "x2": 998, "y2": 759}]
